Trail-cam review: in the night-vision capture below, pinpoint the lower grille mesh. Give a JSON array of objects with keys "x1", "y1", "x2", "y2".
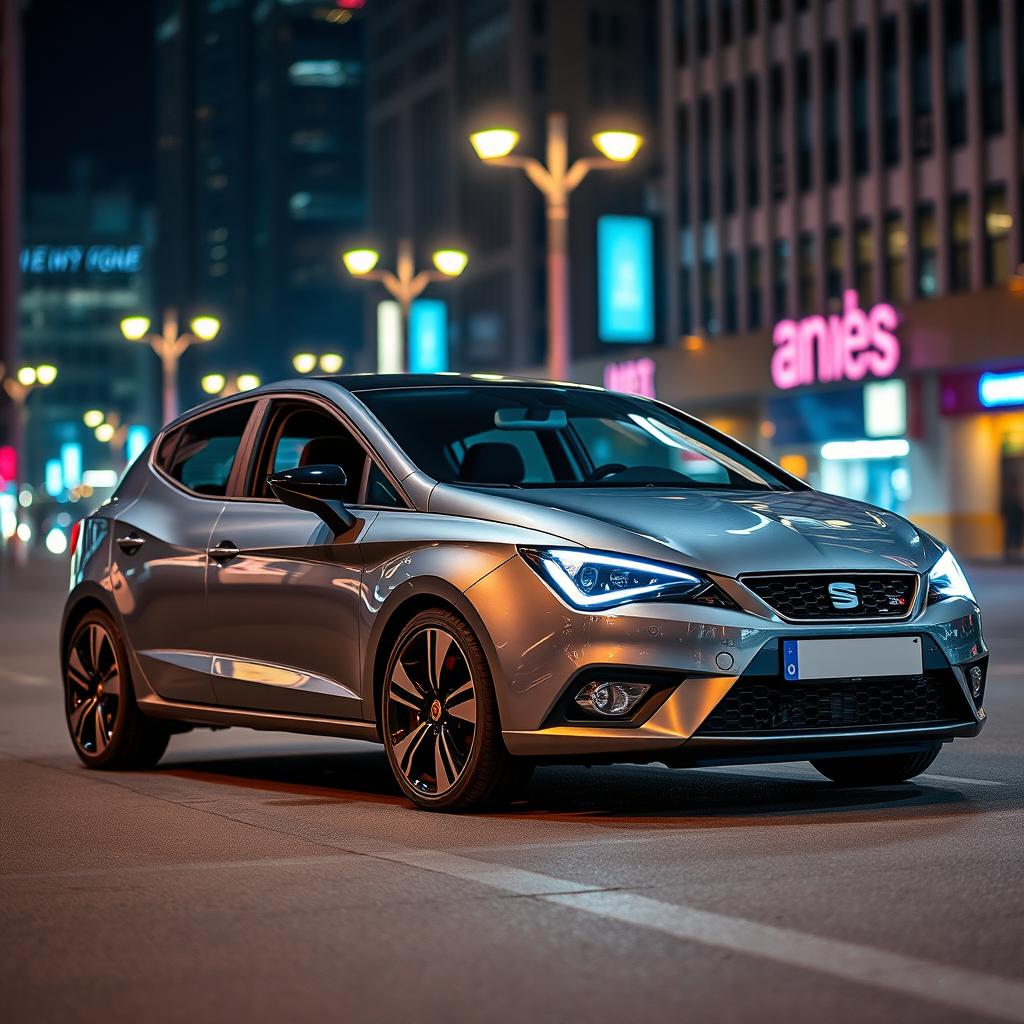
[{"x1": 695, "y1": 675, "x2": 969, "y2": 735}]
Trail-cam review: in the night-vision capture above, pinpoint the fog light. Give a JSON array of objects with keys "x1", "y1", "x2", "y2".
[
  {"x1": 575, "y1": 680, "x2": 650, "y2": 717},
  {"x1": 969, "y1": 665, "x2": 983, "y2": 699}
]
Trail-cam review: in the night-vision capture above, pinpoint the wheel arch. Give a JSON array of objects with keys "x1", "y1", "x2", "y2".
[
  {"x1": 364, "y1": 577, "x2": 504, "y2": 737},
  {"x1": 60, "y1": 584, "x2": 120, "y2": 675}
]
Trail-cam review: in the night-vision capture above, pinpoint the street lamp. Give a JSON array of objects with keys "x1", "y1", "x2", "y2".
[
  {"x1": 341, "y1": 239, "x2": 468, "y2": 373},
  {"x1": 200, "y1": 372, "x2": 261, "y2": 397},
  {"x1": 82, "y1": 410, "x2": 128, "y2": 465},
  {"x1": 1, "y1": 362, "x2": 58, "y2": 558},
  {"x1": 120, "y1": 308, "x2": 221, "y2": 424},
  {"x1": 292, "y1": 352, "x2": 345, "y2": 375},
  {"x1": 470, "y1": 114, "x2": 643, "y2": 381}
]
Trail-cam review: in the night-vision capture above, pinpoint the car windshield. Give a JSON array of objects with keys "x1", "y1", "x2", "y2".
[{"x1": 354, "y1": 385, "x2": 791, "y2": 491}]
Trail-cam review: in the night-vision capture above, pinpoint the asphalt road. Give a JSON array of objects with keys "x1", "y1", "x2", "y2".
[{"x1": 1, "y1": 555, "x2": 1022, "y2": 1024}]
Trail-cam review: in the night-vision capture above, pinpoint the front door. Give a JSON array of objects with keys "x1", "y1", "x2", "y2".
[{"x1": 203, "y1": 399, "x2": 375, "y2": 719}]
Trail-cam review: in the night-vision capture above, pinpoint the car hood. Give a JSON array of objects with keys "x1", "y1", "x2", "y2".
[{"x1": 428, "y1": 484, "x2": 937, "y2": 577}]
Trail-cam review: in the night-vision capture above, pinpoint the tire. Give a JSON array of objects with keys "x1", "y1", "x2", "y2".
[
  {"x1": 381, "y1": 607, "x2": 526, "y2": 811},
  {"x1": 810, "y1": 746, "x2": 941, "y2": 786},
  {"x1": 64, "y1": 609, "x2": 171, "y2": 770}
]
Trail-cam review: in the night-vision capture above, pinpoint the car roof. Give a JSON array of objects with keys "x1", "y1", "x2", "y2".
[{"x1": 317, "y1": 373, "x2": 603, "y2": 393}]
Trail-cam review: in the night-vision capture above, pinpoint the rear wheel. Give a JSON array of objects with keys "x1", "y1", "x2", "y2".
[
  {"x1": 64, "y1": 610, "x2": 171, "y2": 770},
  {"x1": 810, "y1": 746, "x2": 941, "y2": 785},
  {"x1": 382, "y1": 608, "x2": 526, "y2": 811}
]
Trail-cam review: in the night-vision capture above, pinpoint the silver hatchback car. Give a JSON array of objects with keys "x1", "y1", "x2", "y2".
[{"x1": 61, "y1": 375, "x2": 987, "y2": 810}]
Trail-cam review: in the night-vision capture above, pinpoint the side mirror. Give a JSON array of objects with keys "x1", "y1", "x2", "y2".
[{"x1": 267, "y1": 464, "x2": 357, "y2": 536}]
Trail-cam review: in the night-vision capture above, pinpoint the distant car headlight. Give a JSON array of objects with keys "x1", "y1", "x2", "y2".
[
  {"x1": 927, "y1": 548, "x2": 977, "y2": 605},
  {"x1": 521, "y1": 548, "x2": 717, "y2": 610}
]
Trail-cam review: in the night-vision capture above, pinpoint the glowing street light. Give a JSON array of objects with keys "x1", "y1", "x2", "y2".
[
  {"x1": 83, "y1": 409, "x2": 105, "y2": 429},
  {"x1": 200, "y1": 372, "x2": 261, "y2": 397},
  {"x1": 83, "y1": 410, "x2": 130, "y2": 464},
  {"x1": 470, "y1": 114, "x2": 643, "y2": 381},
  {"x1": 292, "y1": 352, "x2": 345, "y2": 375},
  {"x1": 120, "y1": 308, "x2": 221, "y2": 423},
  {"x1": 341, "y1": 239, "x2": 469, "y2": 372}
]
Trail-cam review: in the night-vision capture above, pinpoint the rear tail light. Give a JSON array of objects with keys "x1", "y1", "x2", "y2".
[{"x1": 69, "y1": 519, "x2": 82, "y2": 557}]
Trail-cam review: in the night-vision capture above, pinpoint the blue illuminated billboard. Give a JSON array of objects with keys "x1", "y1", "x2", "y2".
[
  {"x1": 597, "y1": 215, "x2": 655, "y2": 343},
  {"x1": 408, "y1": 299, "x2": 448, "y2": 373}
]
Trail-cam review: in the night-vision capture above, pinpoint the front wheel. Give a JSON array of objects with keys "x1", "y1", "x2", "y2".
[
  {"x1": 64, "y1": 610, "x2": 171, "y2": 770},
  {"x1": 810, "y1": 746, "x2": 941, "y2": 785},
  {"x1": 382, "y1": 608, "x2": 526, "y2": 811}
]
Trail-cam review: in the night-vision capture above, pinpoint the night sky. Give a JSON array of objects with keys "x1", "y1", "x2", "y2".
[{"x1": 23, "y1": 0, "x2": 154, "y2": 199}]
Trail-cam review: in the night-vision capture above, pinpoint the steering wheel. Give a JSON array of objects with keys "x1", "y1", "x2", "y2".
[{"x1": 588, "y1": 462, "x2": 628, "y2": 481}]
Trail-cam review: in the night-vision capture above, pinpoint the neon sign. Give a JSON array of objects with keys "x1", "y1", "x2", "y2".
[
  {"x1": 978, "y1": 370, "x2": 1024, "y2": 408},
  {"x1": 19, "y1": 245, "x2": 143, "y2": 275},
  {"x1": 771, "y1": 290, "x2": 900, "y2": 390},
  {"x1": 604, "y1": 357, "x2": 656, "y2": 398}
]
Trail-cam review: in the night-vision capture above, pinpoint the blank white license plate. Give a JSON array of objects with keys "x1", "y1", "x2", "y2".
[{"x1": 781, "y1": 637, "x2": 923, "y2": 681}]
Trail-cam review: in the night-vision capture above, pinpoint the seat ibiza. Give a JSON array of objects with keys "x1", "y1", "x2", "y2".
[{"x1": 61, "y1": 375, "x2": 987, "y2": 810}]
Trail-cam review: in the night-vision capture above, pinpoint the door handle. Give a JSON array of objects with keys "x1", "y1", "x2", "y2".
[
  {"x1": 116, "y1": 534, "x2": 145, "y2": 555},
  {"x1": 208, "y1": 540, "x2": 240, "y2": 564}
]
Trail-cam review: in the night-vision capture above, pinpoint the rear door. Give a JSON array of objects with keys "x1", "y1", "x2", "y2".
[
  {"x1": 111, "y1": 400, "x2": 257, "y2": 704},
  {"x1": 203, "y1": 396, "x2": 395, "y2": 718}
]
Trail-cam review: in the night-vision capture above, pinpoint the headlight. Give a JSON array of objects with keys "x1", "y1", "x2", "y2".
[
  {"x1": 521, "y1": 548, "x2": 715, "y2": 610},
  {"x1": 927, "y1": 548, "x2": 977, "y2": 605}
]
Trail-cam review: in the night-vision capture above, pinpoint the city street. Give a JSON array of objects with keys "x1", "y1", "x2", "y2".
[{"x1": 0, "y1": 558, "x2": 1021, "y2": 1023}]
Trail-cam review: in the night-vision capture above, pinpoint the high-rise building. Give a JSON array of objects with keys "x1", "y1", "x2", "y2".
[
  {"x1": 155, "y1": 0, "x2": 368, "y2": 403},
  {"x1": 563, "y1": 0, "x2": 1024, "y2": 561},
  {"x1": 18, "y1": 184, "x2": 157, "y2": 488},
  {"x1": 365, "y1": 0, "x2": 659, "y2": 371}
]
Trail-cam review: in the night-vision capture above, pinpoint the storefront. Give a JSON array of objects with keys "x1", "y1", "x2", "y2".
[{"x1": 582, "y1": 286, "x2": 1024, "y2": 560}]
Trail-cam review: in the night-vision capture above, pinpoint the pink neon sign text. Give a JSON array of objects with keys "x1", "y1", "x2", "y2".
[
  {"x1": 604, "y1": 357, "x2": 657, "y2": 398},
  {"x1": 771, "y1": 290, "x2": 900, "y2": 390}
]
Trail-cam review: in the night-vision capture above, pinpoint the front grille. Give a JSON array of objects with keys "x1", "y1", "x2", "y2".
[
  {"x1": 742, "y1": 572, "x2": 918, "y2": 622},
  {"x1": 695, "y1": 674, "x2": 969, "y2": 736}
]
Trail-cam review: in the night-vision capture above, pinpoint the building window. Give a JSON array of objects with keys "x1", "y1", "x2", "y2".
[
  {"x1": 723, "y1": 252, "x2": 738, "y2": 333},
  {"x1": 747, "y1": 246, "x2": 763, "y2": 330},
  {"x1": 911, "y1": 3, "x2": 933, "y2": 156},
  {"x1": 798, "y1": 234, "x2": 816, "y2": 314},
  {"x1": 773, "y1": 239, "x2": 790, "y2": 320},
  {"x1": 945, "y1": 0, "x2": 967, "y2": 147},
  {"x1": 675, "y1": 0, "x2": 688, "y2": 65},
  {"x1": 881, "y1": 17, "x2": 900, "y2": 166},
  {"x1": 884, "y1": 213, "x2": 907, "y2": 303},
  {"x1": 770, "y1": 65, "x2": 786, "y2": 199},
  {"x1": 916, "y1": 203, "x2": 938, "y2": 297},
  {"x1": 984, "y1": 186, "x2": 1012, "y2": 285},
  {"x1": 822, "y1": 43, "x2": 840, "y2": 185},
  {"x1": 948, "y1": 195, "x2": 970, "y2": 291},
  {"x1": 745, "y1": 75, "x2": 760, "y2": 206},
  {"x1": 743, "y1": 0, "x2": 758, "y2": 35},
  {"x1": 698, "y1": 95, "x2": 712, "y2": 221},
  {"x1": 720, "y1": 0, "x2": 735, "y2": 46},
  {"x1": 702, "y1": 227, "x2": 718, "y2": 335},
  {"x1": 721, "y1": 86, "x2": 736, "y2": 215},
  {"x1": 678, "y1": 106, "x2": 691, "y2": 226},
  {"x1": 696, "y1": 0, "x2": 710, "y2": 56},
  {"x1": 826, "y1": 227, "x2": 843, "y2": 302},
  {"x1": 769, "y1": 0, "x2": 783, "y2": 23},
  {"x1": 854, "y1": 220, "x2": 873, "y2": 303},
  {"x1": 850, "y1": 30, "x2": 869, "y2": 176},
  {"x1": 980, "y1": 0, "x2": 1004, "y2": 136},
  {"x1": 796, "y1": 55, "x2": 812, "y2": 192},
  {"x1": 681, "y1": 225, "x2": 695, "y2": 334}
]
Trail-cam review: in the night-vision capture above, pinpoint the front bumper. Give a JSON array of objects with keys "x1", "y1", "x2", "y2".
[{"x1": 465, "y1": 555, "x2": 987, "y2": 761}]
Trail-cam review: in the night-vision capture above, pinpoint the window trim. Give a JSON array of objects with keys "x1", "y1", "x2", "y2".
[
  {"x1": 149, "y1": 398, "x2": 262, "y2": 502},
  {"x1": 232, "y1": 392, "x2": 413, "y2": 511}
]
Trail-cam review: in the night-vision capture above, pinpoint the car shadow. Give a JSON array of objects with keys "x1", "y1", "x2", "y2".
[{"x1": 155, "y1": 745, "x2": 998, "y2": 828}]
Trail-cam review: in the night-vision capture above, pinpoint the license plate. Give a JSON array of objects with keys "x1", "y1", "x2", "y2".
[{"x1": 781, "y1": 637, "x2": 923, "y2": 681}]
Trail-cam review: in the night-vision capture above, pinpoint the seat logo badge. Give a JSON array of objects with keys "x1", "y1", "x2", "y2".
[
  {"x1": 828, "y1": 581, "x2": 859, "y2": 609},
  {"x1": 429, "y1": 699, "x2": 443, "y2": 722}
]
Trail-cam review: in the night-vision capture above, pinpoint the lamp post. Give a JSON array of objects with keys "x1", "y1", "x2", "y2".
[
  {"x1": 199, "y1": 372, "x2": 261, "y2": 398},
  {"x1": 292, "y1": 352, "x2": 345, "y2": 375},
  {"x1": 2, "y1": 363, "x2": 57, "y2": 560},
  {"x1": 83, "y1": 409, "x2": 129, "y2": 468},
  {"x1": 470, "y1": 115, "x2": 642, "y2": 382},
  {"x1": 341, "y1": 240, "x2": 467, "y2": 373},
  {"x1": 120, "y1": 308, "x2": 221, "y2": 425}
]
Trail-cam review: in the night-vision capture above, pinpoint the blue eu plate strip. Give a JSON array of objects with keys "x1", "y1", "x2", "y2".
[{"x1": 782, "y1": 640, "x2": 800, "y2": 681}]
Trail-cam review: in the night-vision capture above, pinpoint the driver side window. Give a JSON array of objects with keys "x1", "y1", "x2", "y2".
[{"x1": 251, "y1": 402, "x2": 366, "y2": 503}]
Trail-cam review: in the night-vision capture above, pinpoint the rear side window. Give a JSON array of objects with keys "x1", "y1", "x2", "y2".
[{"x1": 156, "y1": 403, "x2": 253, "y2": 497}]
